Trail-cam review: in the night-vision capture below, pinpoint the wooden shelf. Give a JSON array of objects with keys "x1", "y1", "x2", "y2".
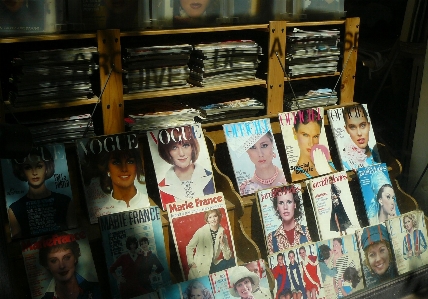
[
  {"x1": 3, "y1": 97, "x2": 98, "y2": 113},
  {"x1": 123, "y1": 79, "x2": 266, "y2": 101},
  {"x1": 289, "y1": 72, "x2": 341, "y2": 81},
  {"x1": 0, "y1": 20, "x2": 345, "y2": 44}
]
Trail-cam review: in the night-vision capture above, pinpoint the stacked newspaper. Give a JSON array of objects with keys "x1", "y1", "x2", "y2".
[
  {"x1": 123, "y1": 44, "x2": 192, "y2": 93},
  {"x1": 286, "y1": 28, "x2": 341, "y2": 77},
  {"x1": 8, "y1": 47, "x2": 98, "y2": 107},
  {"x1": 188, "y1": 40, "x2": 262, "y2": 86}
]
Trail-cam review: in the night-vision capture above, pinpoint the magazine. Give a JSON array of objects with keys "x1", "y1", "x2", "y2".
[
  {"x1": 279, "y1": 107, "x2": 337, "y2": 182},
  {"x1": 256, "y1": 184, "x2": 312, "y2": 255},
  {"x1": 99, "y1": 206, "x2": 171, "y2": 298},
  {"x1": 0, "y1": 143, "x2": 77, "y2": 239},
  {"x1": 21, "y1": 229, "x2": 100, "y2": 299},
  {"x1": 223, "y1": 118, "x2": 287, "y2": 196},
  {"x1": 210, "y1": 259, "x2": 272, "y2": 299},
  {"x1": 146, "y1": 123, "x2": 215, "y2": 210},
  {"x1": 386, "y1": 210, "x2": 428, "y2": 275},
  {"x1": 307, "y1": 171, "x2": 361, "y2": 240},
  {"x1": 75, "y1": 132, "x2": 150, "y2": 223},
  {"x1": 356, "y1": 163, "x2": 401, "y2": 226},
  {"x1": 267, "y1": 242, "x2": 325, "y2": 299},
  {"x1": 356, "y1": 223, "x2": 398, "y2": 288},
  {"x1": 316, "y1": 234, "x2": 365, "y2": 298},
  {"x1": 166, "y1": 192, "x2": 237, "y2": 280},
  {"x1": 158, "y1": 275, "x2": 214, "y2": 299},
  {"x1": 327, "y1": 104, "x2": 381, "y2": 171}
]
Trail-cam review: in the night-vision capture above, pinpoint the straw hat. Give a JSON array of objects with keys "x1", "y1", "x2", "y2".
[{"x1": 228, "y1": 266, "x2": 260, "y2": 297}]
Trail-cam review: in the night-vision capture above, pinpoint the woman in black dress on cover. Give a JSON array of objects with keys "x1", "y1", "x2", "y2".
[{"x1": 330, "y1": 178, "x2": 352, "y2": 236}]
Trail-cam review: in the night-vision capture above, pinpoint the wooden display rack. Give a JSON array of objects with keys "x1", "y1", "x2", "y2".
[{"x1": 3, "y1": 17, "x2": 425, "y2": 299}]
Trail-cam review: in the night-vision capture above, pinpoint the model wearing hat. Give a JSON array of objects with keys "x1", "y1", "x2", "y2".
[
  {"x1": 360, "y1": 224, "x2": 397, "y2": 287},
  {"x1": 229, "y1": 266, "x2": 272, "y2": 299},
  {"x1": 367, "y1": 171, "x2": 399, "y2": 224}
]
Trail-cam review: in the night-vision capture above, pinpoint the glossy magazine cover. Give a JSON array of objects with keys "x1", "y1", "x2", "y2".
[{"x1": 1, "y1": 143, "x2": 77, "y2": 239}]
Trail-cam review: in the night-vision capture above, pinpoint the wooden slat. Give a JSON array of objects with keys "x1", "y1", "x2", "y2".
[
  {"x1": 340, "y1": 17, "x2": 360, "y2": 103},
  {"x1": 97, "y1": 29, "x2": 125, "y2": 134},
  {"x1": 266, "y1": 20, "x2": 287, "y2": 115},
  {"x1": 3, "y1": 98, "x2": 99, "y2": 113},
  {"x1": 123, "y1": 79, "x2": 266, "y2": 101}
]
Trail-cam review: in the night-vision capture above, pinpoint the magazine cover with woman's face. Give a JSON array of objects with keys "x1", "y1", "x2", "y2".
[
  {"x1": 386, "y1": 210, "x2": 428, "y2": 275},
  {"x1": 257, "y1": 184, "x2": 311, "y2": 255},
  {"x1": 279, "y1": 107, "x2": 337, "y2": 183},
  {"x1": 210, "y1": 259, "x2": 271, "y2": 299},
  {"x1": 147, "y1": 123, "x2": 215, "y2": 210},
  {"x1": 1, "y1": 143, "x2": 77, "y2": 239},
  {"x1": 356, "y1": 223, "x2": 398, "y2": 288},
  {"x1": 76, "y1": 132, "x2": 150, "y2": 224},
  {"x1": 315, "y1": 234, "x2": 364, "y2": 299},
  {"x1": 167, "y1": 192, "x2": 237, "y2": 280},
  {"x1": 223, "y1": 118, "x2": 287, "y2": 197},
  {"x1": 21, "y1": 229, "x2": 100, "y2": 299},
  {"x1": 159, "y1": 275, "x2": 214, "y2": 299},
  {"x1": 327, "y1": 104, "x2": 380, "y2": 171}
]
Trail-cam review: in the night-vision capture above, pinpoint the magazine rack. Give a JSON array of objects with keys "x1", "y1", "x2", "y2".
[{"x1": 2, "y1": 17, "x2": 425, "y2": 298}]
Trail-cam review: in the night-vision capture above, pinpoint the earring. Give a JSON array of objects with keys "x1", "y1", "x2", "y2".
[
  {"x1": 294, "y1": 135, "x2": 297, "y2": 140},
  {"x1": 107, "y1": 172, "x2": 110, "y2": 177},
  {"x1": 273, "y1": 152, "x2": 276, "y2": 158}
]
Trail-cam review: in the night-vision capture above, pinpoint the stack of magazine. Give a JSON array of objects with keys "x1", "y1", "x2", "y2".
[
  {"x1": 196, "y1": 91, "x2": 265, "y2": 123},
  {"x1": 126, "y1": 108, "x2": 204, "y2": 132},
  {"x1": 286, "y1": 28, "x2": 341, "y2": 77},
  {"x1": 285, "y1": 88, "x2": 338, "y2": 110},
  {"x1": 122, "y1": 44, "x2": 192, "y2": 93},
  {"x1": 187, "y1": 40, "x2": 262, "y2": 86},
  {"x1": 7, "y1": 47, "x2": 98, "y2": 107},
  {"x1": 23, "y1": 114, "x2": 95, "y2": 145}
]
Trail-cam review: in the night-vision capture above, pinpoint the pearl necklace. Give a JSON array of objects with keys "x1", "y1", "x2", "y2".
[{"x1": 254, "y1": 166, "x2": 279, "y2": 185}]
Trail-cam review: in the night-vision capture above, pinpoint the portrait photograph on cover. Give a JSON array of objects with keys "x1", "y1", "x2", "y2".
[
  {"x1": 147, "y1": 123, "x2": 215, "y2": 210},
  {"x1": 1, "y1": 143, "x2": 77, "y2": 239},
  {"x1": 76, "y1": 133, "x2": 150, "y2": 224},
  {"x1": 167, "y1": 193, "x2": 237, "y2": 280}
]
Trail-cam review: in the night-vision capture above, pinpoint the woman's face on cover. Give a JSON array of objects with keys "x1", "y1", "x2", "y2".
[
  {"x1": 366, "y1": 241, "x2": 390, "y2": 275},
  {"x1": 2, "y1": 0, "x2": 24, "y2": 12},
  {"x1": 289, "y1": 252, "x2": 295, "y2": 263},
  {"x1": 180, "y1": 0, "x2": 210, "y2": 18},
  {"x1": 246, "y1": 134, "x2": 274, "y2": 170},
  {"x1": 379, "y1": 186, "x2": 396, "y2": 217},
  {"x1": 293, "y1": 122, "x2": 321, "y2": 160},
  {"x1": 344, "y1": 111, "x2": 370, "y2": 150},
  {"x1": 277, "y1": 255, "x2": 284, "y2": 266},
  {"x1": 23, "y1": 155, "x2": 47, "y2": 187},
  {"x1": 333, "y1": 240, "x2": 342, "y2": 255},
  {"x1": 404, "y1": 216, "x2": 414, "y2": 232},
  {"x1": 276, "y1": 192, "x2": 295, "y2": 223},
  {"x1": 169, "y1": 141, "x2": 193, "y2": 170},
  {"x1": 206, "y1": 211, "x2": 219, "y2": 228},
  {"x1": 108, "y1": 154, "x2": 137, "y2": 189},
  {"x1": 190, "y1": 288, "x2": 204, "y2": 299},
  {"x1": 235, "y1": 278, "x2": 253, "y2": 298},
  {"x1": 46, "y1": 249, "x2": 77, "y2": 283}
]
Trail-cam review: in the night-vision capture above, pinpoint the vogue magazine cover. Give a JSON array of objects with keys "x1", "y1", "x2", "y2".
[
  {"x1": 147, "y1": 123, "x2": 215, "y2": 210},
  {"x1": 76, "y1": 132, "x2": 150, "y2": 223},
  {"x1": 279, "y1": 107, "x2": 337, "y2": 182}
]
